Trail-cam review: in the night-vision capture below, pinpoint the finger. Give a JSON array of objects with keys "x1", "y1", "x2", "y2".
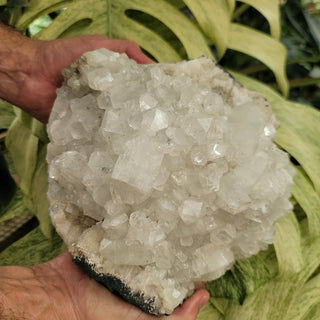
[
  {"x1": 107, "y1": 39, "x2": 154, "y2": 64},
  {"x1": 85, "y1": 36, "x2": 155, "y2": 64},
  {"x1": 168, "y1": 288, "x2": 210, "y2": 320},
  {"x1": 120, "y1": 41, "x2": 155, "y2": 64},
  {"x1": 195, "y1": 282, "x2": 206, "y2": 290}
]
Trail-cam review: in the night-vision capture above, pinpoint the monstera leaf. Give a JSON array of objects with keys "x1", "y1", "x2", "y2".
[{"x1": 13, "y1": 0, "x2": 287, "y2": 94}]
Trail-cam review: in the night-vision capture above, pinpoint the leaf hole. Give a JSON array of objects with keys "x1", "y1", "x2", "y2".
[
  {"x1": 27, "y1": 8, "x2": 65, "y2": 37},
  {"x1": 220, "y1": 49, "x2": 277, "y2": 85},
  {"x1": 58, "y1": 18, "x2": 93, "y2": 38},
  {"x1": 233, "y1": 2, "x2": 271, "y2": 35}
]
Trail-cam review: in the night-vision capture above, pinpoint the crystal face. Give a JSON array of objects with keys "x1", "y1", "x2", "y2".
[{"x1": 47, "y1": 49, "x2": 295, "y2": 315}]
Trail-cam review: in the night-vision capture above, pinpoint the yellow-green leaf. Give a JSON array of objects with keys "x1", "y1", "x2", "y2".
[
  {"x1": 5, "y1": 114, "x2": 38, "y2": 197},
  {"x1": 0, "y1": 99, "x2": 15, "y2": 130},
  {"x1": 197, "y1": 301, "x2": 223, "y2": 320},
  {"x1": 232, "y1": 73, "x2": 320, "y2": 195},
  {"x1": 15, "y1": 0, "x2": 69, "y2": 31},
  {"x1": 239, "y1": 0, "x2": 281, "y2": 40},
  {"x1": 274, "y1": 213, "x2": 304, "y2": 276},
  {"x1": 228, "y1": 23, "x2": 288, "y2": 96},
  {"x1": 287, "y1": 273, "x2": 320, "y2": 320},
  {"x1": 30, "y1": 143, "x2": 52, "y2": 237},
  {"x1": 292, "y1": 167, "x2": 320, "y2": 238},
  {"x1": 5, "y1": 111, "x2": 53, "y2": 237},
  {"x1": 127, "y1": 0, "x2": 212, "y2": 59},
  {"x1": 273, "y1": 102, "x2": 320, "y2": 195},
  {"x1": 107, "y1": 13, "x2": 184, "y2": 62},
  {"x1": 183, "y1": 0, "x2": 231, "y2": 58},
  {"x1": 18, "y1": 0, "x2": 212, "y2": 61},
  {"x1": 227, "y1": 0, "x2": 236, "y2": 13}
]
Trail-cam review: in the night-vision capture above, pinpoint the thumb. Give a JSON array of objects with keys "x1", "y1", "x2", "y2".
[{"x1": 168, "y1": 288, "x2": 210, "y2": 320}]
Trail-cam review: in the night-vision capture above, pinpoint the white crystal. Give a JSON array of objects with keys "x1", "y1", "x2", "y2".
[
  {"x1": 179, "y1": 199, "x2": 204, "y2": 224},
  {"x1": 112, "y1": 136, "x2": 164, "y2": 193},
  {"x1": 197, "y1": 117, "x2": 213, "y2": 132},
  {"x1": 86, "y1": 68, "x2": 114, "y2": 91},
  {"x1": 190, "y1": 145, "x2": 208, "y2": 166},
  {"x1": 207, "y1": 141, "x2": 227, "y2": 160},
  {"x1": 180, "y1": 236, "x2": 193, "y2": 247},
  {"x1": 47, "y1": 49, "x2": 294, "y2": 315},
  {"x1": 142, "y1": 108, "x2": 169, "y2": 133},
  {"x1": 100, "y1": 239, "x2": 154, "y2": 265},
  {"x1": 193, "y1": 245, "x2": 234, "y2": 279},
  {"x1": 139, "y1": 92, "x2": 158, "y2": 111}
]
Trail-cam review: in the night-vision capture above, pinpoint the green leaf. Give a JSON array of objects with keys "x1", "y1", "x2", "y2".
[
  {"x1": 5, "y1": 0, "x2": 29, "y2": 6},
  {"x1": 197, "y1": 300, "x2": 223, "y2": 320},
  {"x1": 303, "y1": 304, "x2": 320, "y2": 320},
  {"x1": 232, "y1": 73, "x2": 320, "y2": 195},
  {"x1": 5, "y1": 112, "x2": 38, "y2": 197},
  {"x1": 209, "y1": 232, "x2": 320, "y2": 320},
  {"x1": 166, "y1": 0, "x2": 185, "y2": 10},
  {"x1": 302, "y1": 7, "x2": 320, "y2": 49},
  {"x1": 286, "y1": 273, "x2": 320, "y2": 320},
  {"x1": 121, "y1": 0, "x2": 214, "y2": 59},
  {"x1": 0, "y1": 99, "x2": 15, "y2": 130},
  {"x1": 210, "y1": 297, "x2": 240, "y2": 318},
  {"x1": 228, "y1": 24, "x2": 288, "y2": 96},
  {"x1": 5, "y1": 111, "x2": 53, "y2": 237},
  {"x1": 106, "y1": 14, "x2": 183, "y2": 62},
  {"x1": 239, "y1": 0, "x2": 281, "y2": 40},
  {"x1": 1, "y1": 148, "x2": 16, "y2": 176},
  {"x1": 292, "y1": 167, "x2": 320, "y2": 238},
  {"x1": 227, "y1": 0, "x2": 236, "y2": 12},
  {"x1": 274, "y1": 102, "x2": 320, "y2": 194},
  {"x1": 205, "y1": 246, "x2": 278, "y2": 304},
  {"x1": 14, "y1": 0, "x2": 288, "y2": 94},
  {"x1": 14, "y1": 0, "x2": 69, "y2": 31},
  {"x1": 231, "y1": 247, "x2": 278, "y2": 296},
  {"x1": 274, "y1": 212, "x2": 304, "y2": 276},
  {"x1": 28, "y1": 13, "x2": 52, "y2": 36},
  {"x1": 299, "y1": 232, "x2": 320, "y2": 284},
  {"x1": 30, "y1": 142, "x2": 52, "y2": 237},
  {"x1": 183, "y1": 0, "x2": 231, "y2": 58},
  {"x1": 17, "y1": 0, "x2": 212, "y2": 62},
  {"x1": 0, "y1": 226, "x2": 65, "y2": 266}
]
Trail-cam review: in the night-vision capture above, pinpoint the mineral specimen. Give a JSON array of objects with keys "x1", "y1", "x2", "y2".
[{"x1": 47, "y1": 49, "x2": 294, "y2": 315}]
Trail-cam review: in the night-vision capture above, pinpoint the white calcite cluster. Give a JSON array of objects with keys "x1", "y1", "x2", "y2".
[{"x1": 47, "y1": 49, "x2": 294, "y2": 315}]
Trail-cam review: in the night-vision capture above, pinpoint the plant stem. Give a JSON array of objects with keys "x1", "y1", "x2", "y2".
[
  {"x1": 239, "y1": 55, "x2": 320, "y2": 74},
  {"x1": 232, "y1": 4, "x2": 250, "y2": 20},
  {"x1": 269, "y1": 77, "x2": 320, "y2": 89},
  {"x1": 0, "y1": 131, "x2": 6, "y2": 141}
]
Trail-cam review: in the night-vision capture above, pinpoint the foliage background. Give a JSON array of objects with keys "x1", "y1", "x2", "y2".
[{"x1": 0, "y1": 1, "x2": 320, "y2": 319}]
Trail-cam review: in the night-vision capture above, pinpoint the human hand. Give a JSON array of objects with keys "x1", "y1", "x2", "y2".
[
  {"x1": 0, "y1": 23, "x2": 154, "y2": 123},
  {"x1": 0, "y1": 252, "x2": 209, "y2": 320},
  {"x1": 19, "y1": 35, "x2": 154, "y2": 123}
]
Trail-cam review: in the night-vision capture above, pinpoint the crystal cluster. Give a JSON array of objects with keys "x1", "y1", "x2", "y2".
[{"x1": 47, "y1": 49, "x2": 294, "y2": 315}]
